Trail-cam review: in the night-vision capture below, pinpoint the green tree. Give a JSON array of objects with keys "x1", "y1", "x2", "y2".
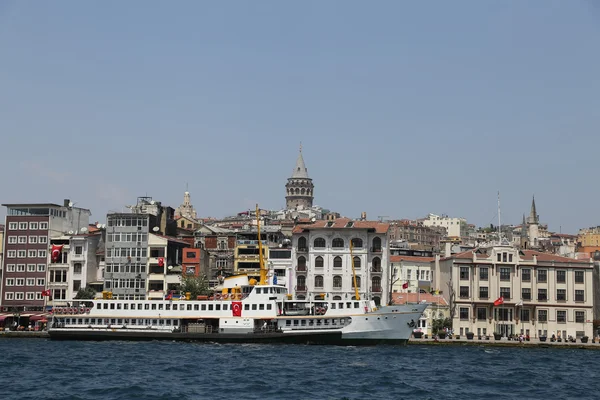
[
  {"x1": 431, "y1": 317, "x2": 452, "y2": 335},
  {"x1": 178, "y1": 275, "x2": 212, "y2": 298},
  {"x1": 74, "y1": 286, "x2": 96, "y2": 299}
]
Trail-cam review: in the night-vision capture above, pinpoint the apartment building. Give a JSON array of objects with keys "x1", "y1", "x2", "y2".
[
  {"x1": 291, "y1": 218, "x2": 390, "y2": 306},
  {"x1": 436, "y1": 244, "x2": 593, "y2": 339}
]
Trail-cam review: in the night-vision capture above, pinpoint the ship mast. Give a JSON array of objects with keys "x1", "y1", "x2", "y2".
[
  {"x1": 256, "y1": 204, "x2": 268, "y2": 285},
  {"x1": 350, "y1": 241, "x2": 360, "y2": 300}
]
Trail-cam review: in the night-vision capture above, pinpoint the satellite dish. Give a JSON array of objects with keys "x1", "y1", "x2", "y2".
[
  {"x1": 150, "y1": 200, "x2": 156, "y2": 205},
  {"x1": 279, "y1": 243, "x2": 283, "y2": 248},
  {"x1": 80, "y1": 227, "x2": 88, "y2": 233},
  {"x1": 311, "y1": 217, "x2": 316, "y2": 222},
  {"x1": 96, "y1": 223, "x2": 102, "y2": 229},
  {"x1": 152, "y1": 227, "x2": 160, "y2": 232},
  {"x1": 168, "y1": 265, "x2": 173, "y2": 270},
  {"x1": 101, "y1": 224, "x2": 106, "y2": 229},
  {"x1": 68, "y1": 201, "x2": 74, "y2": 208},
  {"x1": 68, "y1": 230, "x2": 74, "y2": 235}
]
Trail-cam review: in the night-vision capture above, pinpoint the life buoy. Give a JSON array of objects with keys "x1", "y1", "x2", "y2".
[
  {"x1": 215, "y1": 293, "x2": 221, "y2": 300},
  {"x1": 86, "y1": 308, "x2": 91, "y2": 314},
  {"x1": 54, "y1": 308, "x2": 60, "y2": 315},
  {"x1": 236, "y1": 294, "x2": 242, "y2": 300},
  {"x1": 80, "y1": 308, "x2": 85, "y2": 314},
  {"x1": 222, "y1": 294, "x2": 229, "y2": 300},
  {"x1": 69, "y1": 308, "x2": 74, "y2": 314}
]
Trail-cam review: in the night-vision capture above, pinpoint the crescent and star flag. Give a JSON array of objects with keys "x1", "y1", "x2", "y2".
[
  {"x1": 493, "y1": 296, "x2": 504, "y2": 306},
  {"x1": 51, "y1": 245, "x2": 63, "y2": 263},
  {"x1": 402, "y1": 282, "x2": 409, "y2": 289},
  {"x1": 41, "y1": 289, "x2": 51, "y2": 296},
  {"x1": 232, "y1": 301, "x2": 242, "y2": 317},
  {"x1": 158, "y1": 257, "x2": 165, "y2": 267}
]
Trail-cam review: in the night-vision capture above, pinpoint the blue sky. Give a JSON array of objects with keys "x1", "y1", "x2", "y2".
[{"x1": 1, "y1": 1, "x2": 599, "y2": 233}]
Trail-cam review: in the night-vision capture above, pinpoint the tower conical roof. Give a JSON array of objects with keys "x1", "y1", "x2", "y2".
[
  {"x1": 291, "y1": 147, "x2": 309, "y2": 179},
  {"x1": 529, "y1": 196, "x2": 538, "y2": 224}
]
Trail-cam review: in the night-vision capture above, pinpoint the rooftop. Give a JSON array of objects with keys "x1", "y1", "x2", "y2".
[
  {"x1": 292, "y1": 218, "x2": 390, "y2": 234},
  {"x1": 392, "y1": 292, "x2": 448, "y2": 306},
  {"x1": 390, "y1": 255, "x2": 435, "y2": 263}
]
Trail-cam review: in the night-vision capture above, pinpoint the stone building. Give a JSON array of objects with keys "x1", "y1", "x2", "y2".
[{"x1": 285, "y1": 146, "x2": 314, "y2": 210}]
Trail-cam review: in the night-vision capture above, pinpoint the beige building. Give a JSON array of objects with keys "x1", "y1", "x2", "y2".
[
  {"x1": 435, "y1": 244, "x2": 594, "y2": 339},
  {"x1": 392, "y1": 292, "x2": 450, "y2": 336},
  {"x1": 390, "y1": 254, "x2": 434, "y2": 294}
]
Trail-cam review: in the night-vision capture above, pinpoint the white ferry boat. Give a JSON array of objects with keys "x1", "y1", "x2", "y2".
[{"x1": 48, "y1": 205, "x2": 428, "y2": 345}]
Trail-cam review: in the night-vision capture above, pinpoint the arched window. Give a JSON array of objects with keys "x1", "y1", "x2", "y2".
[
  {"x1": 315, "y1": 256, "x2": 324, "y2": 269},
  {"x1": 372, "y1": 257, "x2": 381, "y2": 272},
  {"x1": 372, "y1": 276, "x2": 381, "y2": 292},
  {"x1": 314, "y1": 275, "x2": 324, "y2": 288},
  {"x1": 301, "y1": 188, "x2": 305, "y2": 195},
  {"x1": 297, "y1": 275, "x2": 306, "y2": 289},
  {"x1": 332, "y1": 238, "x2": 344, "y2": 248},
  {"x1": 313, "y1": 238, "x2": 326, "y2": 248},
  {"x1": 297, "y1": 256, "x2": 306, "y2": 271},
  {"x1": 295, "y1": 188, "x2": 300, "y2": 195},
  {"x1": 333, "y1": 275, "x2": 342, "y2": 289},
  {"x1": 353, "y1": 256, "x2": 361, "y2": 269},
  {"x1": 333, "y1": 295, "x2": 342, "y2": 300},
  {"x1": 351, "y1": 238, "x2": 363, "y2": 248},
  {"x1": 333, "y1": 256, "x2": 342, "y2": 269},
  {"x1": 372, "y1": 237, "x2": 382, "y2": 251},
  {"x1": 352, "y1": 276, "x2": 361, "y2": 289},
  {"x1": 297, "y1": 237, "x2": 307, "y2": 250}
]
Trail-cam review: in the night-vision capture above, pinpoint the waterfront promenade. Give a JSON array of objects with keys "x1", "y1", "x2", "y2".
[{"x1": 409, "y1": 336, "x2": 600, "y2": 349}]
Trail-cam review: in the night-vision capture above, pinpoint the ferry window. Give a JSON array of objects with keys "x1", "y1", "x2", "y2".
[
  {"x1": 145, "y1": 304, "x2": 150, "y2": 310},
  {"x1": 216, "y1": 304, "x2": 221, "y2": 311},
  {"x1": 208, "y1": 305, "x2": 213, "y2": 311},
  {"x1": 159, "y1": 304, "x2": 164, "y2": 310},
  {"x1": 340, "y1": 319, "x2": 345, "y2": 325},
  {"x1": 270, "y1": 288, "x2": 274, "y2": 294},
  {"x1": 111, "y1": 319, "x2": 116, "y2": 324},
  {"x1": 173, "y1": 304, "x2": 178, "y2": 310},
  {"x1": 174, "y1": 320, "x2": 179, "y2": 326},
  {"x1": 152, "y1": 319, "x2": 157, "y2": 325},
  {"x1": 91, "y1": 318, "x2": 96, "y2": 324},
  {"x1": 130, "y1": 303, "x2": 135, "y2": 309},
  {"x1": 293, "y1": 320, "x2": 299, "y2": 326},
  {"x1": 124, "y1": 319, "x2": 129, "y2": 324},
  {"x1": 152, "y1": 304, "x2": 157, "y2": 310},
  {"x1": 138, "y1": 304, "x2": 143, "y2": 310},
  {"x1": 259, "y1": 304, "x2": 265, "y2": 310},
  {"x1": 117, "y1": 303, "x2": 122, "y2": 310},
  {"x1": 187, "y1": 304, "x2": 192, "y2": 311},
  {"x1": 339, "y1": 303, "x2": 343, "y2": 309},
  {"x1": 346, "y1": 302, "x2": 351, "y2": 309},
  {"x1": 332, "y1": 319, "x2": 336, "y2": 325},
  {"x1": 159, "y1": 320, "x2": 164, "y2": 325},
  {"x1": 317, "y1": 319, "x2": 322, "y2": 326},
  {"x1": 331, "y1": 304, "x2": 336, "y2": 309},
  {"x1": 194, "y1": 304, "x2": 199, "y2": 311},
  {"x1": 166, "y1": 304, "x2": 171, "y2": 310},
  {"x1": 256, "y1": 288, "x2": 261, "y2": 294},
  {"x1": 301, "y1": 320, "x2": 306, "y2": 326},
  {"x1": 117, "y1": 319, "x2": 123, "y2": 324},
  {"x1": 244, "y1": 304, "x2": 250, "y2": 310},
  {"x1": 201, "y1": 304, "x2": 206, "y2": 311},
  {"x1": 286, "y1": 320, "x2": 291, "y2": 326},
  {"x1": 223, "y1": 304, "x2": 228, "y2": 310},
  {"x1": 124, "y1": 304, "x2": 129, "y2": 310},
  {"x1": 110, "y1": 303, "x2": 115, "y2": 310},
  {"x1": 267, "y1": 304, "x2": 272, "y2": 310},
  {"x1": 324, "y1": 319, "x2": 329, "y2": 325},
  {"x1": 166, "y1": 320, "x2": 172, "y2": 325},
  {"x1": 309, "y1": 320, "x2": 314, "y2": 326},
  {"x1": 84, "y1": 318, "x2": 89, "y2": 324},
  {"x1": 354, "y1": 302, "x2": 359, "y2": 309},
  {"x1": 103, "y1": 303, "x2": 108, "y2": 310},
  {"x1": 252, "y1": 304, "x2": 257, "y2": 310}
]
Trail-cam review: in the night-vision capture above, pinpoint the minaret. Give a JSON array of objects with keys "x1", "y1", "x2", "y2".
[
  {"x1": 285, "y1": 144, "x2": 314, "y2": 210},
  {"x1": 527, "y1": 196, "x2": 539, "y2": 248},
  {"x1": 520, "y1": 214, "x2": 529, "y2": 249},
  {"x1": 175, "y1": 187, "x2": 197, "y2": 219}
]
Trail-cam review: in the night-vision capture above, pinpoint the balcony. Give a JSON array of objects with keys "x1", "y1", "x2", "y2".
[
  {"x1": 296, "y1": 286, "x2": 307, "y2": 292},
  {"x1": 370, "y1": 247, "x2": 382, "y2": 253},
  {"x1": 371, "y1": 286, "x2": 382, "y2": 293},
  {"x1": 296, "y1": 266, "x2": 307, "y2": 272},
  {"x1": 297, "y1": 247, "x2": 308, "y2": 253}
]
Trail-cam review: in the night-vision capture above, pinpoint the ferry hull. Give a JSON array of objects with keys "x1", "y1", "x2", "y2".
[{"x1": 48, "y1": 329, "x2": 408, "y2": 345}]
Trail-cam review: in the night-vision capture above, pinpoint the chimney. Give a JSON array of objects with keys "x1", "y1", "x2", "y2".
[
  {"x1": 361, "y1": 212, "x2": 367, "y2": 221},
  {"x1": 64, "y1": 199, "x2": 70, "y2": 207}
]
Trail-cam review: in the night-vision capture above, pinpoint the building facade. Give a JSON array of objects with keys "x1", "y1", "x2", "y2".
[
  {"x1": 390, "y1": 253, "x2": 435, "y2": 295},
  {"x1": 291, "y1": 219, "x2": 390, "y2": 306},
  {"x1": 436, "y1": 245, "x2": 594, "y2": 339},
  {"x1": 421, "y1": 213, "x2": 467, "y2": 239},
  {"x1": 1, "y1": 201, "x2": 91, "y2": 311},
  {"x1": 285, "y1": 146, "x2": 314, "y2": 210},
  {"x1": 174, "y1": 190, "x2": 197, "y2": 220},
  {"x1": 388, "y1": 220, "x2": 443, "y2": 252},
  {"x1": 195, "y1": 225, "x2": 237, "y2": 287}
]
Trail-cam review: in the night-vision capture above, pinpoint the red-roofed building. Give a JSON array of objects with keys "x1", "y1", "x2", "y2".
[
  {"x1": 292, "y1": 219, "x2": 390, "y2": 305},
  {"x1": 392, "y1": 292, "x2": 450, "y2": 335},
  {"x1": 434, "y1": 244, "x2": 593, "y2": 340}
]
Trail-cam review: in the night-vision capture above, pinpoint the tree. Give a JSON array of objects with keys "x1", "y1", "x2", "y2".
[
  {"x1": 431, "y1": 317, "x2": 452, "y2": 335},
  {"x1": 178, "y1": 275, "x2": 212, "y2": 299},
  {"x1": 74, "y1": 286, "x2": 96, "y2": 300}
]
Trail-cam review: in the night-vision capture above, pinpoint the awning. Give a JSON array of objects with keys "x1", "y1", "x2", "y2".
[
  {"x1": 29, "y1": 315, "x2": 47, "y2": 322},
  {"x1": 0, "y1": 314, "x2": 11, "y2": 322}
]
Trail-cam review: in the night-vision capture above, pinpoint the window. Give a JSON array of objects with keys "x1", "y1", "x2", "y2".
[
  {"x1": 296, "y1": 275, "x2": 306, "y2": 290},
  {"x1": 74, "y1": 263, "x2": 82, "y2": 274},
  {"x1": 459, "y1": 286, "x2": 469, "y2": 298},
  {"x1": 297, "y1": 237, "x2": 307, "y2": 250},
  {"x1": 521, "y1": 309, "x2": 530, "y2": 322},
  {"x1": 575, "y1": 290, "x2": 584, "y2": 302},
  {"x1": 314, "y1": 275, "x2": 324, "y2": 288},
  {"x1": 37, "y1": 264, "x2": 46, "y2": 272},
  {"x1": 351, "y1": 276, "x2": 361, "y2": 289},
  {"x1": 556, "y1": 289, "x2": 566, "y2": 301},
  {"x1": 333, "y1": 256, "x2": 342, "y2": 269},
  {"x1": 497, "y1": 253, "x2": 501, "y2": 262},
  {"x1": 460, "y1": 308, "x2": 469, "y2": 320},
  {"x1": 538, "y1": 309, "x2": 547, "y2": 322},
  {"x1": 479, "y1": 267, "x2": 488, "y2": 281},
  {"x1": 297, "y1": 256, "x2": 306, "y2": 271},
  {"x1": 557, "y1": 310, "x2": 566, "y2": 323},
  {"x1": 477, "y1": 308, "x2": 487, "y2": 320},
  {"x1": 332, "y1": 238, "x2": 344, "y2": 248},
  {"x1": 315, "y1": 256, "x2": 324, "y2": 269},
  {"x1": 29, "y1": 222, "x2": 38, "y2": 230},
  {"x1": 8, "y1": 236, "x2": 17, "y2": 244},
  {"x1": 521, "y1": 268, "x2": 531, "y2": 282},
  {"x1": 500, "y1": 287, "x2": 511, "y2": 299},
  {"x1": 40, "y1": 222, "x2": 48, "y2": 230},
  {"x1": 575, "y1": 270, "x2": 584, "y2": 284},
  {"x1": 17, "y1": 264, "x2": 25, "y2": 272},
  {"x1": 18, "y1": 250, "x2": 27, "y2": 257},
  {"x1": 500, "y1": 268, "x2": 511, "y2": 281},
  {"x1": 313, "y1": 238, "x2": 326, "y2": 248},
  {"x1": 538, "y1": 269, "x2": 547, "y2": 283},
  {"x1": 353, "y1": 256, "x2": 361, "y2": 269},
  {"x1": 522, "y1": 288, "x2": 531, "y2": 301},
  {"x1": 75, "y1": 246, "x2": 83, "y2": 255},
  {"x1": 28, "y1": 250, "x2": 37, "y2": 258},
  {"x1": 29, "y1": 236, "x2": 38, "y2": 244},
  {"x1": 459, "y1": 267, "x2": 469, "y2": 280},
  {"x1": 18, "y1": 236, "x2": 27, "y2": 244},
  {"x1": 556, "y1": 270, "x2": 566, "y2": 284},
  {"x1": 5, "y1": 292, "x2": 14, "y2": 300},
  {"x1": 27, "y1": 264, "x2": 35, "y2": 272},
  {"x1": 26, "y1": 278, "x2": 35, "y2": 286},
  {"x1": 6, "y1": 278, "x2": 14, "y2": 286},
  {"x1": 479, "y1": 286, "x2": 488, "y2": 299},
  {"x1": 7, "y1": 250, "x2": 16, "y2": 258},
  {"x1": 6, "y1": 265, "x2": 15, "y2": 272},
  {"x1": 333, "y1": 275, "x2": 342, "y2": 289},
  {"x1": 8, "y1": 222, "x2": 17, "y2": 230},
  {"x1": 16, "y1": 278, "x2": 25, "y2": 286},
  {"x1": 26, "y1": 292, "x2": 35, "y2": 300},
  {"x1": 538, "y1": 289, "x2": 547, "y2": 301},
  {"x1": 351, "y1": 238, "x2": 363, "y2": 248},
  {"x1": 19, "y1": 222, "x2": 27, "y2": 230},
  {"x1": 575, "y1": 311, "x2": 585, "y2": 323},
  {"x1": 15, "y1": 292, "x2": 24, "y2": 300},
  {"x1": 372, "y1": 237, "x2": 382, "y2": 251},
  {"x1": 37, "y1": 278, "x2": 45, "y2": 286},
  {"x1": 38, "y1": 250, "x2": 47, "y2": 258},
  {"x1": 372, "y1": 257, "x2": 381, "y2": 272}
]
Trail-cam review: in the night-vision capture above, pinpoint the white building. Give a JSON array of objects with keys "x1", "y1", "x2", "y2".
[
  {"x1": 147, "y1": 234, "x2": 187, "y2": 300},
  {"x1": 422, "y1": 213, "x2": 466, "y2": 238},
  {"x1": 291, "y1": 218, "x2": 390, "y2": 306},
  {"x1": 268, "y1": 245, "x2": 293, "y2": 292},
  {"x1": 390, "y1": 254, "x2": 435, "y2": 294},
  {"x1": 435, "y1": 244, "x2": 594, "y2": 339},
  {"x1": 68, "y1": 232, "x2": 101, "y2": 295}
]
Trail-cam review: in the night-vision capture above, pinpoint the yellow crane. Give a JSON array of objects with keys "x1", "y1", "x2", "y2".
[
  {"x1": 256, "y1": 204, "x2": 268, "y2": 285},
  {"x1": 350, "y1": 241, "x2": 360, "y2": 300}
]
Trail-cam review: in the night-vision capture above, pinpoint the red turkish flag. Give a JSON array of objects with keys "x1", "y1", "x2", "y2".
[
  {"x1": 51, "y1": 245, "x2": 63, "y2": 263},
  {"x1": 402, "y1": 282, "x2": 409, "y2": 289},
  {"x1": 158, "y1": 257, "x2": 164, "y2": 267},
  {"x1": 493, "y1": 296, "x2": 504, "y2": 306},
  {"x1": 232, "y1": 301, "x2": 242, "y2": 317}
]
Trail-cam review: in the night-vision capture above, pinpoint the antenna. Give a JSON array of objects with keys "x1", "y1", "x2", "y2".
[
  {"x1": 378, "y1": 216, "x2": 389, "y2": 222},
  {"x1": 497, "y1": 191, "x2": 501, "y2": 243}
]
